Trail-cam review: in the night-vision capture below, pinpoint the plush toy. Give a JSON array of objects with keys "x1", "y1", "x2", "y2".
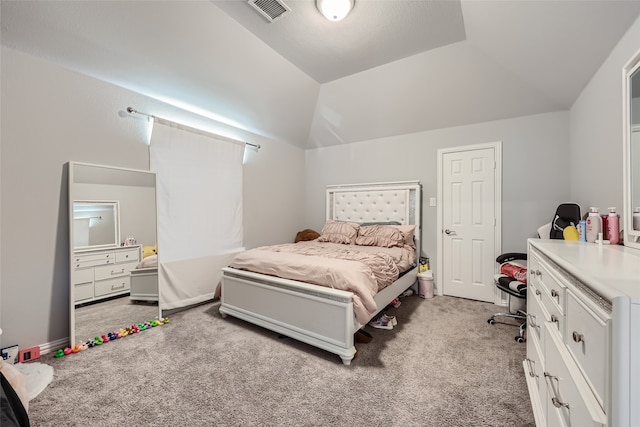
[
  {"x1": 294, "y1": 229, "x2": 320, "y2": 243},
  {"x1": 142, "y1": 244, "x2": 158, "y2": 258}
]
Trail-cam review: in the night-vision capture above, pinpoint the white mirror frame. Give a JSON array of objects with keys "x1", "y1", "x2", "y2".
[
  {"x1": 623, "y1": 47, "x2": 640, "y2": 250},
  {"x1": 69, "y1": 161, "x2": 160, "y2": 347}
]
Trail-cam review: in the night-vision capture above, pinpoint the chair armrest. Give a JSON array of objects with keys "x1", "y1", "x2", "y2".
[{"x1": 496, "y1": 252, "x2": 527, "y2": 263}]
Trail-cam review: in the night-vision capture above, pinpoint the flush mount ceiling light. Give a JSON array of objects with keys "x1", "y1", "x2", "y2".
[{"x1": 316, "y1": 0, "x2": 354, "y2": 22}]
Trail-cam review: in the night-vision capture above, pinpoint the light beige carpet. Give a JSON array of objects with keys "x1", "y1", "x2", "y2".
[{"x1": 28, "y1": 295, "x2": 534, "y2": 426}]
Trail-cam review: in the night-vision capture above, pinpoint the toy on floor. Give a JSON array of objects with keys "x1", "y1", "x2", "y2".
[{"x1": 53, "y1": 316, "x2": 170, "y2": 357}]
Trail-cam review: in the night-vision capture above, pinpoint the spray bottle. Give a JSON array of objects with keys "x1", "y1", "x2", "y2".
[
  {"x1": 586, "y1": 207, "x2": 602, "y2": 243},
  {"x1": 607, "y1": 207, "x2": 620, "y2": 245}
]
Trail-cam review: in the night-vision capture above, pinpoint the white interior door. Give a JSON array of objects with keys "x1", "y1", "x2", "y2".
[{"x1": 437, "y1": 143, "x2": 501, "y2": 303}]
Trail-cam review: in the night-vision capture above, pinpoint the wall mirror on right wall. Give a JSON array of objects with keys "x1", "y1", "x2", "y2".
[{"x1": 623, "y1": 48, "x2": 640, "y2": 250}]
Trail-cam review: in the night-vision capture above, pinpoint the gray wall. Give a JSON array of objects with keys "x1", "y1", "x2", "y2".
[
  {"x1": 304, "y1": 111, "x2": 571, "y2": 283},
  {"x1": 569, "y1": 14, "x2": 640, "y2": 214},
  {"x1": 0, "y1": 47, "x2": 306, "y2": 350}
]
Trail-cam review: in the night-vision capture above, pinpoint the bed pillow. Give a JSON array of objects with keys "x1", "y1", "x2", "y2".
[
  {"x1": 317, "y1": 220, "x2": 360, "y2": 245},
  {"x1": 355, "y1": 224, "x2": 405, "y2": 248},
  {"x1": 393, "y1": 224, "x2": 416, "y2": 246},
  {"x1": 359, "y1": 222, "x2": 416, "y2": 246},
  {"x1": 136, "y1": 254, "x2": 158, "y2": 269}
]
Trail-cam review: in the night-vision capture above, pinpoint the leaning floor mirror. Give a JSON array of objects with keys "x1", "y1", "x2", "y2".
[{"x1": 69, "y1": 162, "x2": 160, "y2": 347}]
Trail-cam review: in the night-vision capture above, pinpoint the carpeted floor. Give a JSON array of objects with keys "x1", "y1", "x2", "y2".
[
  {"x1": 74, "y1": 295, "x2": 159, "y2": 342},
  {"x1": 28, "y1": 295, "x2": 534, "y2": 426}
]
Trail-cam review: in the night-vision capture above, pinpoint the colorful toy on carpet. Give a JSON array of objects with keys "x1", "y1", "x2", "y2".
[{"x1": 53, "y1": 317, "x2": 170, "y2": 357}]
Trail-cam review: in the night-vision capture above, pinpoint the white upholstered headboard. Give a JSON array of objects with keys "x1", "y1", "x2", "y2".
[{"x1": 326, "y1": 181, "x2": 421, "y2": 247}]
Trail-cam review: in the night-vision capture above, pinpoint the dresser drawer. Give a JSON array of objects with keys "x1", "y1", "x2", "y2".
[
  {"x1": 566, "y1": 291, "x2": 608, "y2": 408},
  {"x1": 544, "y1": 324, "x2": 607, "y2": 427},
  {"x1": 73, "y1": 257, "x2": 116, "y2": 268},
  {"x1": 525, "y1": 327, "x2": 547, "y2": 426},
  {"x1": 527, "y1": 282, "x2": 547, "y2": 345},
  {"x1": 94, "y1": 261, "x2": 137, "y2": 281},
  {"x1": 72, "y1": 267, "x2": 93, "y2": 285},
  {"x1": 542, "y1": 288, "x2": 565, "y2": 339},
  {"x1": 74, "y1": 282, "x2": 94, "y2": 302},
  {"x1": 538, "y1": 260, "x2": 566, "y2": 315},
  {"x1": 95, "y1": 276, "x2": 130, "y2": 297},
  {"x1": 528, "y1": 253, "x2": 541, "y2": 286},
  {"x1": 73, "y1": 251, "x2": 115, "y2": 264},
  {"x1": 116, "y1": 248, "x2": 139, "y2": 263}
]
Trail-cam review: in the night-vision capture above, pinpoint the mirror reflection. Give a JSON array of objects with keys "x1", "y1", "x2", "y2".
[
  {"x1": 69, "y1": 162, "x2": 160, "y2": 347},
  {"x1": 631, "y1": 67, "x2": 640, "y2": 230},
  {"x1": 73, "y1": 201, "x2": 120, "y2": 249}
]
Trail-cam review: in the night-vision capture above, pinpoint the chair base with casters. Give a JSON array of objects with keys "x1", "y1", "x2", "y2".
[
  {"x1": 487, "y1": 281, "x2": 527, "y2": 343},
  {"x1": 488, "y1": 252, "x2": 527, "y2": 343}
]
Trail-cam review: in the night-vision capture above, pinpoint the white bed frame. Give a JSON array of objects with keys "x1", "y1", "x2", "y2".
[{"x1": 219, "y1": 181, "x2": 421, "y2": 365}]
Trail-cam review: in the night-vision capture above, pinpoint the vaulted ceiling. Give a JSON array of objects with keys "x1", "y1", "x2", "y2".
[{"x1": 2, "y1": 1, "x2": 640, "y2": 149}]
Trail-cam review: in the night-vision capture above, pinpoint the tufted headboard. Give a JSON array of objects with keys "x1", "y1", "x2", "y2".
[{"x1": 326, "y1": 181, "x2": 421, "y2": 248}]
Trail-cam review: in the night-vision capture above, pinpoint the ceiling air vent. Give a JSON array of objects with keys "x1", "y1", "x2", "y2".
[{"x1": 248, "y1": 0, "x2": 291, "y2": 22}]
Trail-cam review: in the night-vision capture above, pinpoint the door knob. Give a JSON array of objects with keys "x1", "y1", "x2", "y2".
[{"x1": 444, "y1": 229, "x2": 456, "y2": 235}]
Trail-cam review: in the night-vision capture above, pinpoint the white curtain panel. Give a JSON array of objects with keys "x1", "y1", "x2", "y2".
[{"x1": 150, "y1": 118, "x2": 245, "y2": 310}]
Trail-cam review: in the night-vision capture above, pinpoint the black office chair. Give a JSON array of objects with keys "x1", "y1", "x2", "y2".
[
  {"x1": 549, "y1": 203, "x2": 581, "y2": 239},
  {"x1": 487, "y1": 252, "x2": 528, "y2": 343}
]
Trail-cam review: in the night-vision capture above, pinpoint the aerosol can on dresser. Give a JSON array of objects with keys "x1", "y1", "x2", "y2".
[
  {"x1": 607, "y1": 207, "x2": 620, "y2": 245},
  {"x1": 586, "y1": 207, "x2": 602, "y2": 243}
]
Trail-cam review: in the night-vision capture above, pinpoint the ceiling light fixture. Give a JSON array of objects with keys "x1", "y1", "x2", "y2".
[{"x1": 316, "y1": 0, "x2": 354, "y2": 22}]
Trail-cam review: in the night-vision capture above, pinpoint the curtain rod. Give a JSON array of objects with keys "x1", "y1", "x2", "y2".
[{"x1": 126, "y1": 107, "x2": 261, "y2": 150}]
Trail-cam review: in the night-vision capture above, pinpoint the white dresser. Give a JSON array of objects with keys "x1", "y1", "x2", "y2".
[
  {"x1": 72, "y1": 246, "x2": 141, "y2": 305},
  {"x1": 524, "y1": 239, "x2": 640, "y2": 427}
]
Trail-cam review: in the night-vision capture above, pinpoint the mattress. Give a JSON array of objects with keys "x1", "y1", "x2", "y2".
[{"x1": 228, "y1": 240, "x2": 415, "y2": 323}]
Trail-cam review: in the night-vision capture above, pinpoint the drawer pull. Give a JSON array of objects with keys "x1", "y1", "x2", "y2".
[
  {"x1": 572, "y1": 331, "x2": 584, "y2": 343},
  {"x1": 111, "y1": 282, "x2": 126, "y2": 290},
  {"x1": 535, "y1": 270, "x2": 542, "y2": 277},
  {"x1": 535, "y1": 289, "x2": 541, "y2": 296},
  {"x1": 525, "y1": 358, "x2": 538, "y2": 378},
  {"x1": 527, "y1": 314, "x2": 539, "y2": 330},
  {"x1": 550, "y1": 314, "x2": 558, "y2": 324},
  {"x1": 544, "y1": 372, "x2": 571, "y2": 410},
  {"x1": 551, "y1": 289, "x2": 559, "y2": 298},
  {"x1": 551, "y1": 397, "x2": 570, "y2": 410},
  {"x1": 111, "y1": 268, "x2": 126, "y2": 275}
]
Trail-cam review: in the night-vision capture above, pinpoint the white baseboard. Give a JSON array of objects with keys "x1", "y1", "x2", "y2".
[{"x1": 39, "y1": 337, "x2": 69, "y2": 355}]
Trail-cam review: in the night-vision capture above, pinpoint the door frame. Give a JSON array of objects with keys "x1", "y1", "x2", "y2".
[{"x1": 436, "y1": 141, "x2": 503, "y2": 303}]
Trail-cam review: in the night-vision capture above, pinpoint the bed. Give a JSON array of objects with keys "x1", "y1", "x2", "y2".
[
  {"x1": 219, "y1": 181, "x2": 421, "y2": 365},
  {"x1": 130, "y1": 255, "x2": 158, "y2": 302}
]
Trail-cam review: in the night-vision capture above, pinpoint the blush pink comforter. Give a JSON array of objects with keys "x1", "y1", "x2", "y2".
[{"x1": 228, "y1": 241, "x2": 415, "y2": 324}]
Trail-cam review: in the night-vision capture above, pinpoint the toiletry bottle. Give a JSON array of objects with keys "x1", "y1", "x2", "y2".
[
  {"x1": 577, "y1": 219, "x2": 587, "y2": 242},
  {"x1": 600, "y1": 214, "x2": 609, "y2": 240},
  {"x1": 634, "y1": 208, "x2": 640, "y2": 231},
  {"x1": 607, "y1": 207, "x2": 620, "y2": 245},
  {"x1": 586, "y1": 207, "x2": 602, "y2": 243}
]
